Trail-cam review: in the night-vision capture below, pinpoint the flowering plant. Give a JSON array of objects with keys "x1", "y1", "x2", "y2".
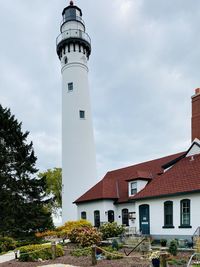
[{"x1": 149, "y1": 251, "x2": 160, "y2": 260}]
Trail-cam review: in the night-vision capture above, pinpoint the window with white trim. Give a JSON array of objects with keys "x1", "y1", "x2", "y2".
[
  {"x1": 130, "y1": 182, "x2": 137, "y2": 195},
  {"x1": 180, "y1": 199, "x2": 191, "y2": 227}
]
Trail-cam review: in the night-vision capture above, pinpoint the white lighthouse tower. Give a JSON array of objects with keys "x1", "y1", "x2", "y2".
[{"x1": 56, "y1": 1, "x2": 97, "y2": 222}]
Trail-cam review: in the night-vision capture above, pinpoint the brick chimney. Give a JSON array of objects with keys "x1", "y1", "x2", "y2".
[{"x1": 192, "y1": 88, "x2": 200, "y2": 141}]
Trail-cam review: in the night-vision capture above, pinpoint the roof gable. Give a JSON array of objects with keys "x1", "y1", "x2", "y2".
[
  {"x1": 186, "y1": 138, "x2": 200, "y2": 157},
  {"x1": 133, "y1": 153, "x2": 200, "y2": 200},
  {"x1": 74, "y1": 152, "x2": 184, "y2": 204}
]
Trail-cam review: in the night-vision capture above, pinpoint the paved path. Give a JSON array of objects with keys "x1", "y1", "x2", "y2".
[{"x1": 0, "y1": 251, "x2": 15, "y2": 263}]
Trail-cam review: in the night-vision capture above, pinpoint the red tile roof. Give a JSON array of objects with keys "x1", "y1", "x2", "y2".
[
  {"x1": 74, "y1": 152, "x2": 184, "y2": 204},
  {"x1": 126, "y1": 170, "x2": 153, "y2": 181},
  {"x1": 132, "y1": 154, "x2": 200, "y2": 200}
]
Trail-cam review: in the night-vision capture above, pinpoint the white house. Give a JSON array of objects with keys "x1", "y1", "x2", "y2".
[{"x1": 74, "y1": 89, "x2": 200, "y2": 240}]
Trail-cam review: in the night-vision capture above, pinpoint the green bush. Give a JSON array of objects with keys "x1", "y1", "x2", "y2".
[
  {"x1": 112, "y1": 239, "x2": 119, "y2": 250},
  {"x1": 0, "y1": 237, "x2": 16, "y2": 252},
  {"x1": 168, "y1": 259, "x2": 187, "y2": 265},
  {"x1": 99, "y1": 222, "x2": 125, "y2": 239},
  {"x1": 102, "y1": 246, "x2": 123, "y2": 260},
  {"x1": 70, "y1": 247, "x2": 91, "y2": 257},
  {"x1": 16, "y1": 237, "x2": 44, "y2": 247},
  {"x1": 68, "y1": 226, "x2": 102, "y2": 247},
  {"x1": 19, "y1": 244, "x2": 64, "y2": 262},
  {"x1": 168, "y1": 240, "x2": 178, "y2": 256}
]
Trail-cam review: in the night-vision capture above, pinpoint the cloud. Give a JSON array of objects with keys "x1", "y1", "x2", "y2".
[{"x1": 0, "y1": 0, "x2": 199, "y2": 181}]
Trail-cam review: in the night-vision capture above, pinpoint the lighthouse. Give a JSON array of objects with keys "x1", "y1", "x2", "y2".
[{"x1": 56, "y1": 1, "x2": 97, "y2": 222}]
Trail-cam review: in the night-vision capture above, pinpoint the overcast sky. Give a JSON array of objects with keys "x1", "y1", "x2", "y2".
[{"x1": 0, "y1": 0, "x2": 200, "y2": 180}]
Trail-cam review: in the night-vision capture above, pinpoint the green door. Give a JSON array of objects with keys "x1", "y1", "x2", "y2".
[{"x1": 139, "y1": 204, "x2": 150, "y2": 235}]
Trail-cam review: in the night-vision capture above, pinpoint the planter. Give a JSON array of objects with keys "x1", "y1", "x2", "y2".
[{"x1": 152, "y1": 258, "x2": 160, "y2": 267}]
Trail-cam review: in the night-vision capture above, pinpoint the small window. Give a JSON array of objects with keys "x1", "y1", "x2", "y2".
[
  {"x1": 130, "y1": 182, "x2": 137, "y2": 195},
  {"x1": 163, "y1": 201, "x2": 174, "y2": 228},
  {"x1": 68, "y1": 82, "x2": 73, "y2": 91},
  {"x1": 79, "y1": 110, "x2": 85, "y2": 119},
  {"x1": 64, "y1": 57, "x2": 68, "y2": 64},
  {"x1": 94, "y1": 210, "x2": 100, "y2": 227},
  {"x1": 81, "y1": 211, "x2": 87, "y2": 220},
  {"x1": 180, "y1": 199, "x2": 191, "y2": 227},
  {"x1": 108, "y1": 210, "x2": 114, "y2": 223}
]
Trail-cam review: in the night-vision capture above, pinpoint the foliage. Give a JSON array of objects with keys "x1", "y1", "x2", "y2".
[
  {"x1": 149, "y1": 251, "x2": 160, "y2": 260},
  {"x1": 19, "y1": 244, "x2": 64, "y2": 262},
  {"x1": 16, "y1": 236, "x2": 46, "y2": 247},
  {"x1": 69, "y1": 226, "x2": 102, "y2": 247},
  {"x1": 35, "y1": 230, "x2": 57, "y2": 239},
  {"x1": 112, "y1": 239, "x2": 119, "y2": 250},
  {"x1": 195, "y1": 237, "x2": 200, "y2": 253},
  {"x1": 0, "y1": 105, "x2": 54, "y2": 238},
  {"x1": 167, "y1": 258, "x2": 187, "y2": 265},
  {"x1": 168, "y1": 240, "x2": 178, "y2": 256},
  {"x1": 99, "y1": 222, "x2": 125, "y2": 239},
  {"x1": 160, "y1": 239, "x2": 167, "y2": 247},
  {"x1": 70, "y1": 247, "x2": 91, "y2": 257},
  {"x1": 102, "y1": 246, "x2": 123, "y2": 260},
  {"x1": 38, "y1": 168, "x2": 62, "y2": 215},
  {"x1": 35, "y1": 220, "x2": 92, "y2": 242},
  {"x1": 0, "y1": 237, "x2": 16, "y2": 252}
]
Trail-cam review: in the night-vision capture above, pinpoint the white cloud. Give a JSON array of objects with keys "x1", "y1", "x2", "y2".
[{"x1": 0, "y1": 0, "x2": 199, "y2": 180}]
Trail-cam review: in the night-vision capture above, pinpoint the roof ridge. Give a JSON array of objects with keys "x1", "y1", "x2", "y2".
[{"x1": 108, "y1": 151, "x2": 184, "y2": 174}]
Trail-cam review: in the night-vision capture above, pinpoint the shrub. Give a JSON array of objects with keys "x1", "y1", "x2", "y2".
[
  {"x1": 102, "y1": 246, "x2": 123, "y2": 260},
  {"x1": 69, "y1": 226, "x2": 102, "y2": 247},
  {"x1": 99, "y1": 222, "x2": 125, "y2": 239},
  {"x1": 112, "y1": 239, "x2": 119, "y2": 250},
  {"x1": 19, "y1": 244, "x2": 64, "y2": 262},
  {"x1": 195, "y1": 237, "x2": 200, "y2": 253},
  {"x1": 36, "y1": 220, "x2": 92, "y2": 242},
  {"x1": 70, "y1": 247, "x2": 91, "y2": 257},
  {"x1": 149, "y1": 251, "x2": 160, "y2": 260},
  {"x1": 168, "y1": 259, "x2": 187, "y2": 265},
  {"x1": 0, "y1": 237, "x2": 16, "y2": 252},
  {"x1": 35, "y1": 230, "x2": 57, "y2": 239},
  {"x1": 169, "y1": 240, "x2": 178, "y2": 256}
]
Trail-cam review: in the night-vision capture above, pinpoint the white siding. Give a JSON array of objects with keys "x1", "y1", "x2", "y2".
[
  {"x1": 77, "y1": 201, "x2": 136, "y2": 226},
  {"x1": 135, "y1": 193, "x2": 200, "y2": 237}
]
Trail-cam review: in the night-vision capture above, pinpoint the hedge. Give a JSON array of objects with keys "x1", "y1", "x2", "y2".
[{"x1": 19, "y1": 243, "x2": 64, "y2": 262}]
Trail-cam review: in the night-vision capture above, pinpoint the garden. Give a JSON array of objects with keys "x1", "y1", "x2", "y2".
[{"x1": 0, "y1": 220, "x2": 199, "y2": 267}]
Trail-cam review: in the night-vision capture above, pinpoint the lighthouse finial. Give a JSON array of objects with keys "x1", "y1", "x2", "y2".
[{"x1": 70, "y1": 0, "x2": 74, "y2": 6}]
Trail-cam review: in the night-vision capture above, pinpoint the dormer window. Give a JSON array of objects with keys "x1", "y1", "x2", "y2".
[{"x1": 130, "y1": 182, "x2": 137, "y2": 195}]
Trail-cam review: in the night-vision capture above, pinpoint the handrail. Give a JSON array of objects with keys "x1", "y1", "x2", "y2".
[
  {"x1": 187, "y1": 253, "x2": 200, "y2": 267},
  {"x1": 56, "y1": 29, "x2": 91, "y2": 46}
]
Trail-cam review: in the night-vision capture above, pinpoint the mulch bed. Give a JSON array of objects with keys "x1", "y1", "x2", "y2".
[{"x1": 0, "y1": 246, "x2": 150, "y2": 267}]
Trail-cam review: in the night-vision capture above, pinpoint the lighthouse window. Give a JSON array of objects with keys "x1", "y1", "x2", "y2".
[
  {"x1": 64, "y1": 57, "x2": 68, "y2": 64},
  {"x1": 68, "y1": 82, "x2": 73, "y2": 91},
  {"x1": 79, "y1": 110, "x2": 85, "y2": 119}
]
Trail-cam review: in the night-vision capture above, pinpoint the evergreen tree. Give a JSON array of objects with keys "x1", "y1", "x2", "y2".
[{"x1": 0, "y1": 105, "x2": 54, "y2": 238}]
